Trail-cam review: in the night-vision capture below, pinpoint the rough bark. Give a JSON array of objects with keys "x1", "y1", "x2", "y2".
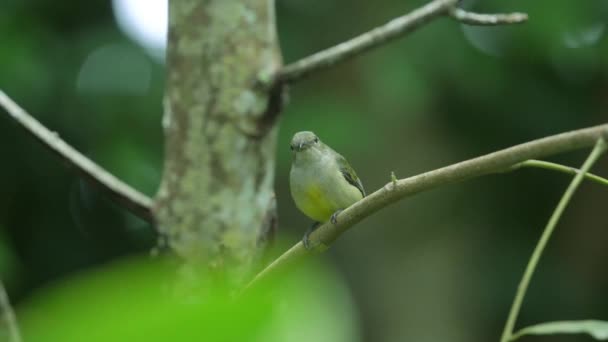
[{"x1": 154, "y1": 0, "x2": 282, "y2": 283}]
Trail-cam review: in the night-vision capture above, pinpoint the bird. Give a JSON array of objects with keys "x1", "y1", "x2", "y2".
[{"x1": 289, "y1": 131, "x2": 365, "y2": 250}]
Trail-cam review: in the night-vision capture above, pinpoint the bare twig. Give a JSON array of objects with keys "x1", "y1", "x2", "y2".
[
  {"x1": 277, "y1": 0, "x2": 527, "y2": 83},
  {"x1": 511, "y1": 320, "x2": 608, "y2": 341},
  {"x1": 511, "y1": 159, "x2": 608, "y2": 187},
  {"x1": 0, "y1": 280, "x2": 21, "y2": 342},
  {"x1": 449, "y1": 8, "x2": 528, "y2": 26},
  {"x1": 0, "y1": 90, "x2": 154, "y2": 222},
  {"x1": 244, "y1": 124, "x2": 608, "y2": 291},
  {"x1": 499, "y1": 139, "x2": 607, "y2": 342}
]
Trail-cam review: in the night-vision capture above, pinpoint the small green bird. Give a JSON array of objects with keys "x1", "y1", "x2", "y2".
[{"x1": 289, "y1": 131, "x2": 365, "y2": 249}]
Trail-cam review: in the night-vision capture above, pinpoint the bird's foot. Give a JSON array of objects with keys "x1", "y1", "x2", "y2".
[
  {"x1": 302, "y1": 222, "x2": 321, "y2": 250},
  {"x1": 330, "y1": 209, "x2": 343, "y2": 225}
]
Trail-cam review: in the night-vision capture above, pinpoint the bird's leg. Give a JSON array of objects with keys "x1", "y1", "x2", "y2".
[
  {"x1": 330, "y1": 209, "x2": 343, "y2": 225},
  {"x1": 302, "y1": 221, "x2": 321, "y2": 250}
]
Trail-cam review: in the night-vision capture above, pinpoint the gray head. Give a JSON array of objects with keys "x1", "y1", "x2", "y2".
[{"x1": 290, "y1": 131, "x2": 322, "y2": 153}]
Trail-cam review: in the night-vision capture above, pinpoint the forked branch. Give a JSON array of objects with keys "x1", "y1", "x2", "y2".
[
  {"x1": 500, "y1": 138, "x2": 607, "y2": 342},
  {"x1": 0, "y1": 91, "x2": 154, "y2": 222},
  {"x1": 278, "y1": 0, "x2": 527, "y2": 83}
]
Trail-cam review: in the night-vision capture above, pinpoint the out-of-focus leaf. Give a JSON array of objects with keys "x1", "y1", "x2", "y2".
[
  {"x1": 18, "y1": 249, "x2": 360, "y2": 342},
  {"x1": 511, "y1": 320, "x2": 608, "y2": 341}
]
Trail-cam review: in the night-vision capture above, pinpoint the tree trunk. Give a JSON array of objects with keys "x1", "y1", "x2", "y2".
[{"x1": 154, "y1": 0, "x2": 282, "y2": 285}]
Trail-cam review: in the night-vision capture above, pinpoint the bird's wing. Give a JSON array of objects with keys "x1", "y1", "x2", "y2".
[{"x1": 336, "y1": 154, "x2": 366, "y2": 197}]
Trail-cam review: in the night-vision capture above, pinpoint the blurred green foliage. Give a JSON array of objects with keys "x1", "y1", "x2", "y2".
[
  {"x1": 20, "y1": 252, "x2": 359, "y2": 341},
  {"x1": 0, "y1": 0, "x2": 607, "y2": 341}
]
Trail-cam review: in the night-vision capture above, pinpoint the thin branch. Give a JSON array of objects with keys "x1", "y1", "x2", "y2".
[
  {"x1": 0, "y1": 90, "x2": 154, "y2": 223},
  {"x1": 278, "y1": 0, "x2": 455, "y2": 83},
  {"x1": 244, "y1": 124, "x2": 608, "y2": 292},
  {"x1": 277, "y1": 0, "x2": 527, "y2": 84},
  {"x1": 449, "y1": 8, "x2": 528, "y2": 26},
  {"x1": 0, "y1": 280, "x2": 21, "y2": 342},
  {"x1": 511, "y1": 320, "x2": 608, "y2": 341},
  {"x1": 511, "y1": 159, "x2": 608, "y2": 188},
  {"x1": 499, "y1": 138, "x2": 607, "y2": 342}
]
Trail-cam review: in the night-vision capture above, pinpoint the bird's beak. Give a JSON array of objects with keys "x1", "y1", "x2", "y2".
[{"x1": 298, "y1": 143, "x2": 303, "y2": 150}]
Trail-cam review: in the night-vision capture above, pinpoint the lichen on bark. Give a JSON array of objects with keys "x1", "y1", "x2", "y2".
[{"x1": 154, "y1": 0, "x2": 282, "y2": 284}]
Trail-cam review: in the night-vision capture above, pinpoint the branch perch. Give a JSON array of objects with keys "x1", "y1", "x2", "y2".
[
  {"x1": 278, "y1": 0, "x2": 527, "y2": 83},
  {"x1": 244, "y1": 124, "x2": 608, "y2": 291},
  {"x1": 0, "y1": 90, "x2": 154, "y2": 223}
]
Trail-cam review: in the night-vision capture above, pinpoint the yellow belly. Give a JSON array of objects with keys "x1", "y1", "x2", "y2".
[{"x1": 294, "y1": 184, "x2": 337, "y2": 223}]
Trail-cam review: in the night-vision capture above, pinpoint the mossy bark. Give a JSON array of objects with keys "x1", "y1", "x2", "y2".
[{"x1": 154, "y1": 0, "x2": 282, "y2": 284}]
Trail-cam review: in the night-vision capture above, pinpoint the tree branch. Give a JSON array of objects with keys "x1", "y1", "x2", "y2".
[
  {"x1": 277, "y1": 0, "x2": 527, "y2": 84},
  {"x1": 0, "y1": 280, "x2": 21, "y2": 342},
  {"x1": 244, "y1": 124, "x2": 608, "y2": 291},
  {"x1": 448, "y1": 8, "x2": 528, "y2": 26},
  {"x1": 0, "y1": 90, "x2": 154, "y2": 223}
]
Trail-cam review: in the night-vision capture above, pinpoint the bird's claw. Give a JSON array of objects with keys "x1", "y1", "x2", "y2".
[
  {"x1": 302, "y1": 222, "x2": 320, "y2": 251},
  {"x1": 330, "y1": 209, "x2": 343, "y2": 225},
  {"x1": 302, "y1": 230, "x2": 312, "y2": 250}
]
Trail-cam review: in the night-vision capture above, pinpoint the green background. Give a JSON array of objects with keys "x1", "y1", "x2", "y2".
[{"x1": 1, "y1": 0, "x2": 607, "y2": 341}]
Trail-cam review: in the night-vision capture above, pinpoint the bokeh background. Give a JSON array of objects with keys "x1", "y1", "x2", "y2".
[{"x1": 1, "y1": 0, "x2": 607, "y2": 341}]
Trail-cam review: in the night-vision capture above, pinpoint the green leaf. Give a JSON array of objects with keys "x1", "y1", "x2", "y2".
[
  {"x1": 19, "y1": 250, "x2": 360, "y2": 342},
  {"x1": 511, "y1": 320, "x2": 608, "y2": 341}
]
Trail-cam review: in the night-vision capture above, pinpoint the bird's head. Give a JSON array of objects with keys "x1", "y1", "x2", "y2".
[{"x1": 290, "y1": 131, "x2": 321, "y2": 153}]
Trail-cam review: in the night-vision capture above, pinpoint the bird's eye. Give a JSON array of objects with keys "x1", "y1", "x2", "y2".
[
  {"x1": 314, "y1": 137, "x2": 319, "y2": 143},
  {"x1": 290, "y1": 145, "x2": 294, "y2": 150}
]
